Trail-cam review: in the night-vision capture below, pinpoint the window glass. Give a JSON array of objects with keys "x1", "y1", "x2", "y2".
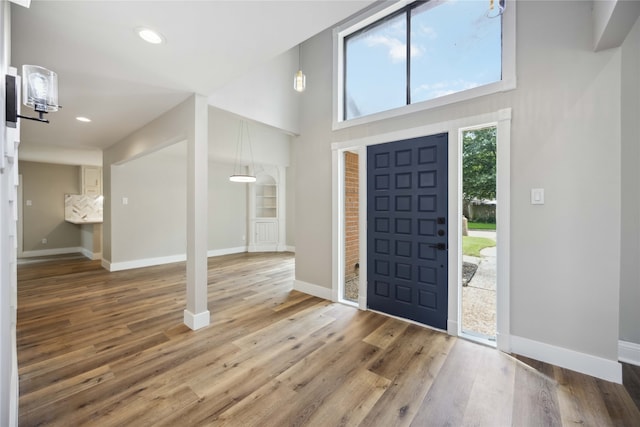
[
  {"x1": 340, "y1": 0, "x2": 505, "y2": 123},
  {"x1": 410, "y1": 1, "x2": 502, "y2": 104},
  {"x1": 345, "y1": 12, "x2": 407, "y2": 120}
]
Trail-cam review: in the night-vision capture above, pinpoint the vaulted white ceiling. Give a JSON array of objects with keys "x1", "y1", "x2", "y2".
[{"x1": 11, "y1": 0, "x2": 374, "y2": 151}]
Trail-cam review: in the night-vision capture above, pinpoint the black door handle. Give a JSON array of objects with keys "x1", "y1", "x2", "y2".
[{"x1": 428, "y1": 243, "x2": 447, "y2": 250}]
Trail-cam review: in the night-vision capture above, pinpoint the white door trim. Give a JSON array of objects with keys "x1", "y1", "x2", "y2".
[
  {"x1": 17, "y1": 174, "x2": 23, "y2": 257},
  {"x1": 457, "y1": 109, "x2": 511, "y2": 351},
  {"x1": 331, "y1": 108, "x2": 512, "y2": 352}
]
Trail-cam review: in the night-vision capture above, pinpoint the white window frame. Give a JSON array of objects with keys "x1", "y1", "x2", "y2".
[{"x1": 332, "y1": 0, "x2": 516, "y2": 130}]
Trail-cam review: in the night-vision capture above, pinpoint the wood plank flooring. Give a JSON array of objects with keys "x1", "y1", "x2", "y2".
[{"x1": 17, "y1": 252, "x2": 640, "y2": 426}]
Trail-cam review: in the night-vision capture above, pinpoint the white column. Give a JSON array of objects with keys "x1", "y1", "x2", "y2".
[{"x1": 184, "y1": 95, "x2": 210, "y2": 330}]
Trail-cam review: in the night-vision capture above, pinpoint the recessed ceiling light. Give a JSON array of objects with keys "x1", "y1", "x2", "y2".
[
  {"x1": 137, "y1": 27, "x2": 164, "y2": 44},
  {"x1": 76, "y1": 116, "x2": 91, "y2": 122}
]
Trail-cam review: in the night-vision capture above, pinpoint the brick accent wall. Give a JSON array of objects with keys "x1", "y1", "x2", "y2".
[{"x1": 344, "y1": 152, "x2": 360, "y2": 285}]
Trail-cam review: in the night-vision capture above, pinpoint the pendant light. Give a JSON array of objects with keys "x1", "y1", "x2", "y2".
[
  {"x1": 229, "y1": 120, "x2": 257, "y2": 183},
  {"x1": 293, "y1": 44, "x2": 306, "y2": 92}
]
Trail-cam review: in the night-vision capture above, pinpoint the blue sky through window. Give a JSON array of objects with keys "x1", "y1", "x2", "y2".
[
  {"x1": 346, "y1": 12, "x2": 407, "y2": 119},
  {"x1": 345, "y1": 0, "x2": 502, "y2": 120}
]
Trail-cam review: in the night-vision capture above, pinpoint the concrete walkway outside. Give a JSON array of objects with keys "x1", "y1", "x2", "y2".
[{"x1": 462, "y1": 230, "x2": 496, "y2": 337}]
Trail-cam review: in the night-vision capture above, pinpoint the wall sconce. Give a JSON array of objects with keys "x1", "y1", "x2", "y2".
[
  {"x1": 229, "y1": 120, "x2": 257, "y2": 183},
  {"x1": 5, "y1": 64, "x2": 60, "y2": 127}
]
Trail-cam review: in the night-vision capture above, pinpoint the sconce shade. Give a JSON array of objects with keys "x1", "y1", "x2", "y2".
[
  {"x1": 293, "y1": 70, "x2": 306, "y2": 92},
  {"x1": 22, "y1": 65, "x2": 58, "y2": 113}
]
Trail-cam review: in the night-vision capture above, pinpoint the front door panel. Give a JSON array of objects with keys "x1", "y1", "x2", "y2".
[{"x1": 367, "y1": 133, "x2": 448, "y2": 329}]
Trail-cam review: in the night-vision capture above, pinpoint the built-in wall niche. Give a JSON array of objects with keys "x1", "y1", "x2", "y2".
[
  {"x1": 256, "y1": 174, "x2": 277, "y2": 218},
  {"x1": 248, "y1": 165, "x2": 286, "y2": 252}
]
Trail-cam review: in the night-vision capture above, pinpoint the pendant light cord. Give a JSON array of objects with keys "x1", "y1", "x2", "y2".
[{"x1": 233, "y1": 120, "x2": 256, "y2": 176}]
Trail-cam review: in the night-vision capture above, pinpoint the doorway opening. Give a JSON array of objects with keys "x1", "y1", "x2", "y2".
[{"x1": 460, "y1": 125, "x2": 497, "y2": 343}]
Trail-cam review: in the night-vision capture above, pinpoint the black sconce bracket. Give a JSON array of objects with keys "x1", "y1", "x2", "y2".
[{"x1": 17, "y1": 111, "x2": 50, "y2": 124}]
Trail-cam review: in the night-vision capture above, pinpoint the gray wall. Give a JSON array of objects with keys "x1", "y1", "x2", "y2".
[
  {"x1": 105, "y1": 102, "x2": 292, "y2": 266},
  {"x1": 620, "y1": 17, "x2": 640, "y2": 345},
  {"x1": 109, "y1": 143, "x2": 251, "y2": 262},
  {"x1": 208, "y1": 161, "x2": 248, "y2": 251},
  {"x1": 110, "y1": 144, "x2": 187, "y2": 262},
  {"x1": 103, "y1": 94, "x2": 194, "y2": 262},
  {"x1": 295, "y1": 0, "x2": 623, "y2": 361},
  {"x1": 286, "y1": 140, "x2": 296, "y2": 249},
  {"x1": 19, "y1": 161, "x2": 81, "y2": 252}
]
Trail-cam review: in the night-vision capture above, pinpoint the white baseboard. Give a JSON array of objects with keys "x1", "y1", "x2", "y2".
[
  {"x1": 79, "y1": 247, "x2": 91, "y2": 259},
  {"x1": 285, "y1": 245, "x2": 295, "y2": 252},
  {"x1": 294, "y1": 279, "x2": 332, "y2": 300},
  {"x1": 207, "y1": 247, "x2": 247, "y2": 257},
  {"x1": 619, "y1": 340, "x2": 640, "y2": 366},
  {"x1": 80, "y1": 247, "x2": 102, "y2": 260},
  {"x1": 21, "y1": 246, "x2": 83, "y2": 258},
  {"x1": 184, "y1": 309, "x2": 210, "y2": 330},
  {"x1": 511, "y1": 335, "x2": 622, "y2": 383},
  {"x1": 108, "y1": 254, "x2": 186, "y2": 272},
  {"x1": 104, "y1": 246, "x2": 289, "y2": 272},
  {"x1": 105, "y1": 247, "x2": 254, "y2": 272},
  {"x1": 248, "y1": 244, "x2": 279, "y2": 253}
]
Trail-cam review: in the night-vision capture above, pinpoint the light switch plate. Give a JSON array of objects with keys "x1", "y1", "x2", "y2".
[{"x1": 531, "y1": 188, "x2": 544, "y2": 205}]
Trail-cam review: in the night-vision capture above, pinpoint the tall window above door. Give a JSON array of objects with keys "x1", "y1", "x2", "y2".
[{"x1": 335, "y1": 0, "x2": 515, "y2": 128}]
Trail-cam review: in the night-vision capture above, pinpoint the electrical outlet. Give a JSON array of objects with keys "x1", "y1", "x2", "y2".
[
  {"x1": 41, "y1": 238, "x2": 47, "y2": 244},
  {"x1": 26, "y1": 200, "x2": 32, "y2": 206}
]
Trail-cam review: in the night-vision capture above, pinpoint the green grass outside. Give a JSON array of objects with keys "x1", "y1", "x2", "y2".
[
  {"x1": 467, "y1": 221, "x2": 496, "y2": 230},
  {"x1": 462, "y1": 236, "x2": 496, "y2": 257}
]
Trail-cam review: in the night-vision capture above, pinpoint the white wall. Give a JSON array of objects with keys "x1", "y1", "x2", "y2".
[
  {"x1": 295, "y1": 0, "x2": 622, "y2": 371},
  {"x1": 593, "y1": 0, "x2": 640, "y2": 51},
  {"x1": 620, "y1": 16, "x2": 640, "y2": 346},
  {"x1": 208, "y1": 106, "x2": 291, "y2": 168},
  {"x1": 19, "y1": 143, "x2": 102, "y2": 167},
  {"x1": 208, "y1": 47, "x2": 302, "y2": 135},
  {"x1": 1, "y1": 0, "x2": 19, "y2": 423}
]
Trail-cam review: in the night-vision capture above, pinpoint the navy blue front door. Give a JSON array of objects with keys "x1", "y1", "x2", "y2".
[{"x1": 367, "y1": 134, "x2": 448, "y2": 329}]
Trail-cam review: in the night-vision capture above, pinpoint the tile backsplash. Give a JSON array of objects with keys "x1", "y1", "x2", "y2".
[{"x1": 65, "y1": 194, "x2": 103, "y2": 223}]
